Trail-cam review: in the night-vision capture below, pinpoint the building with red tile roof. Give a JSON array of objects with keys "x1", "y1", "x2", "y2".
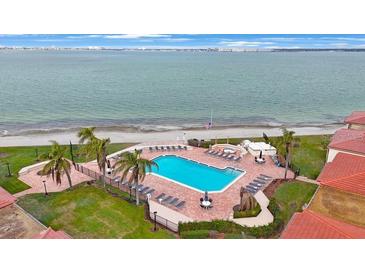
[
  {"x1": 281, "y1": 209, "x2": 365, "y2": 239},
  {"x1": 318, "y1": 153, "x2": 365, "y2": 196},
  {"x1": 32, "y1": 227, "x2": 71, "y2": 239},
  {"x1": 326, "y1": 128, "x2": 365, "y2": 162},
  {"x1": 0, "y1": 186, "x2": 16, "y2": 209},
  {"x1": 345, "y1": 111, "x2": 365, "y2": 130}
]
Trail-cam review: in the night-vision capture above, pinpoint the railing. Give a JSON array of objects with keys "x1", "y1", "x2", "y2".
[
  {"x1": 74, "y1": 163, "x2": 148, "y2": 201},
  {"x1": 149, "y1": 211, "x2": 179, "y2": 232},
  {"x1": 75, "y1": 163, "x2": 179, "y2": 232}
]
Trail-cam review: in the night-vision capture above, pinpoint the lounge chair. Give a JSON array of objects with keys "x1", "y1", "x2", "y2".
[
  {"x1": 162, "y1": 196, "x2": 173, "y2": 203},
  {"x1": 246, "y1": 185, "x2": 257, "y2": 192},
  {"x1": 251, "y1": 182, "x2": 263, "y2": 188},
  {"x1": 156, "y1": 193, "x2": 166, "y2": 200},
  {"x1": 139, "y1": 186, "x2": 149, "y2": 193},
  {"x1": 217, "y1": 152, "x2": 224, "y2": 157},
  {"x1": 159, "y1": 146, "x2": 165, "y2": 150},
  {"x1": 177, "y1": 145, "x2": 182, "y2": 150},
  {"x1": 171, "y1": 146, "x2": 176, "y2": 150},
  {"x1": 149, "y1": 147, "x2": 153, "y2": 152},
  {"x1": 233, "y1": 156, "x2": 241, "y2": 161},
  {"x1": 166, "y1": 146, "x2": 171, "y2": 150},
  {"x1": 248, "y1": 183, "x2": 260, "y2": 189},
  {"x1": 144, "y1": 189, "x2": 155, "y2": 195},
  {"x1": 169, "y1": 197, "x2": 179, "y2": 205},
  {"x1": 260, "y1": 174, "x2": 272, "y2": 179},
  {"x1": 253, "y1": 179, "x2": 266, "y2": 184},
  {"x1": 183, "y1": 146, "x2": 187, "y2": 150},
  {"x1": 227, "y1": 154, "x2": 235, "y2": 160},
  {"x1": 136, "y1": 184, "x2": 144, "y2": 191},
  {"x1": 257, "y1": 176, "x2": 270, "y2": 181},
  {"x1": 176, "y1": 201, "x2": 186, "y2": 208},
  {"x1": 246, "y1": 187, "x2": 256, "y2": 194}
]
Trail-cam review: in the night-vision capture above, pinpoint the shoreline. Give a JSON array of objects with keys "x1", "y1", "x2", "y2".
[{"x1": 0, "y1": 124, "x2": 343, "y2": 147}]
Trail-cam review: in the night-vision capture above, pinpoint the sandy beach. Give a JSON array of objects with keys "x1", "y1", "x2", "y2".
[{"x1": 0, "y1": 125, "x2": 343, "y2": 147}]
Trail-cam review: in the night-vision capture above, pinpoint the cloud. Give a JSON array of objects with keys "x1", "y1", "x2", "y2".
[
  {"x1": 162, "y1": 38, "x2": 193, "y2": 42},
  {"x1": 330, "y1": 43, "x2": 349, "y2": 47},
  {"x1": 66, "y1": 35, "x2": 103, "y2": 39},
  {"x1": 104, "y1": 34, "x2": 171, "y2": 39},
  {"x1": 219, "y1": 41, "x2": 274, "y2": 47}
]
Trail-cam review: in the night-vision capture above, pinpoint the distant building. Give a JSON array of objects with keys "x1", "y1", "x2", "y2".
[
  {"x1": 345, "y1": 111, "x2": 365, "y2": 130},
  {"x1": 327, "y1": 128, "x2": 365, "y2": 162}
]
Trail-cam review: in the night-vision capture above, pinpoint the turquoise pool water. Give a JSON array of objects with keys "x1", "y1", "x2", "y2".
[{"x1": 150, "y1": 155, "x2": 243, "y2": 192}]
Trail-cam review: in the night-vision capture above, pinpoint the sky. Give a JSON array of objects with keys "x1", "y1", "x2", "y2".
[{"x1": 2, "y1": 34, "x2": 365, "y2": 49}]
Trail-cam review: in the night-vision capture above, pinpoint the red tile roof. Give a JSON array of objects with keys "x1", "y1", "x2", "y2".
[
  {"x1": 328, "y1": 128, "x2": 365, "y2": 155},
  {"x1": 317, "y1": 153, "x2": 365, "y2": 196},
  {"x1": 0, "y1": 186, "x2": 16, "y2": 209},
  {"x1": 32, "y1": 227, "x2": 71, "y2": 239},
  {"x1": 281, "y1": 209, "x2": 365, "y2": 239},
  {"x1": 345, "y1": 111, "x2": 365, "y2": 125}
]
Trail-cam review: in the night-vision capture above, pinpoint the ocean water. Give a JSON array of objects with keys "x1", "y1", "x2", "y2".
[{"x1": 1, "y1": 50, "x2": 365, "y2": 136}]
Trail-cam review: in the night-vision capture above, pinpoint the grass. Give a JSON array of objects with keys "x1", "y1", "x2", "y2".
[
  {"x1": 0, "y1": 143, "x2": 135, "y2": 194},
  {"x1": 197, "y1": 134, "x2": 330, "y2": 179},
  {"x1": 17, "y1": 183, "x2": 175, "y2": 239},
  {"x1": 273, "y1": 180, "x2": 318, "y2": 224},
  {"x1": 310, "y1": 186, "x2": 365, "y2": 227}
]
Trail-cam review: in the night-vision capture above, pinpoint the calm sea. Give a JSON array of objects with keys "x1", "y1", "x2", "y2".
[{"x1": 1, "y1": 50, "x2": 365, "y2": 136}]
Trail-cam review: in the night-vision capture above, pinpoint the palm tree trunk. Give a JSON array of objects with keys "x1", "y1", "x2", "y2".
[
  {"x1": 284, "y1": 144, "x2": 290, "y2": 179},
  {"x1": 65, "y1": 169, "x2": 73, "y2": 188},
  {"x1": 135, "y1": 177, "x2": 140, "y2": 205}
]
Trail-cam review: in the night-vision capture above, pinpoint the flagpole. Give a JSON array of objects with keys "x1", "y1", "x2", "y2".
[{"x1": 210, "y1": 109, "x2": 213, "y2": 128}]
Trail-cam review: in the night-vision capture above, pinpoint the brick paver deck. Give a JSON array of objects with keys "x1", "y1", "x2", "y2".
[
  {"x1": 84, "y1": 146, "x2": 292, "y2": 221},
  {"x1": 16, "y1": 165, "x2": 91, "y2": 197}
]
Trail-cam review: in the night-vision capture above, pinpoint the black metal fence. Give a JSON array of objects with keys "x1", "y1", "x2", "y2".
[
  {"x1": 75, "y1": 163, "x2": 179, "y2": 232},
  {"x1": 150, "y1": 211, "x2": 179, "y2": 232}
]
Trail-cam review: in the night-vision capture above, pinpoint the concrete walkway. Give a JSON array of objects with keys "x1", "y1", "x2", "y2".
[{"x1": 230, "y1": 190, "x2": 274, "y2": 227}]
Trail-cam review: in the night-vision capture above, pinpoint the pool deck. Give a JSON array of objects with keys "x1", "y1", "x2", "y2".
[{"x1": 83, "y1": 146, "x2": 293, "y2": 221}]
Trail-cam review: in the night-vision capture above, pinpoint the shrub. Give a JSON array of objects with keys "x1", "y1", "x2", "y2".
[
  {"x1": 178, "y1": 199, "x2": 284, "y2": 239},
  {"x1": 180, "y1": 230, "x2": 210, "y2": 239},
  {"x1": 233, "y1": 204, "x2": 261, "y2": 218}
]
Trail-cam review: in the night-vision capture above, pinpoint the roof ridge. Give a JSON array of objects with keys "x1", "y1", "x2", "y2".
[{"x1": 306, "y1": 210, "x2": 352, "y2": 239}]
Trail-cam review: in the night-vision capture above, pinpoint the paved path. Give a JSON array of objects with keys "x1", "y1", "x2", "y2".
[{"x1": 230, "y1": 190, "x2": 274, "y2": 227}]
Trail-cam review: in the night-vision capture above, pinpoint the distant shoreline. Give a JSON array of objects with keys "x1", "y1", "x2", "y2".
[
  {"x1": 2, "y1": 47, "x2": 365, "y2": 52},
  {"x1": 0, "y1": 124, "x2": 343, "y2": 147}
]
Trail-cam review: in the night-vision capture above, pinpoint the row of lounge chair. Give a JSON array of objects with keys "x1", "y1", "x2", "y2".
[
  {"x1": 116, "y1": 179, "x2": 156, "y2": 196},
  {"x1": 245, "y1": 174, "x2": 273, "y2": 194},
  {"x1": 149, "y1": 145, "x2": 187, "y2": 152},
  {"x1": 155, "y1": 193, "x2": 186, "y2": 209},
  {"x1": 206, "y1": 149, "x2": 242, "y2": 161}
]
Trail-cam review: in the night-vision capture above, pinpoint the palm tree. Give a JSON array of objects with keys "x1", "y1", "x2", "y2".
[
  {"x1": 113, "y1": 149, "x2": 158, "y2": 205},
  {"x1": 77, "y1": 127, "x2": 96, "y2": 144},
  {"x1": 40, "y1": 141, "x2": 73, "y2": 188},
  {"x1": 278, "y1": 128, "x2": 298, "y2": 179},
  {"x1": 94, "y1": 137, "x2": 111, "y2": 188},
  {"x1": 77, "y1": 127, "x2": 110, "y2": 188}
]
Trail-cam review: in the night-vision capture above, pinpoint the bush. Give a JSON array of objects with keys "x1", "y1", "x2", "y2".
[
  {"x1": 180, "y1": 230, "x2": 210, "y2": 239},
  {"x1": 178, "y1": 199, "x2": 284, "y2": 239},
  {"x1": 233, "y1": 204, "x2": 261, "y2": 218},
  {"x1": 179, "y1": 220, "x2": 243, "y2": 234}
]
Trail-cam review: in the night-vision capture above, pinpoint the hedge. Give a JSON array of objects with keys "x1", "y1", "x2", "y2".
[
  {"x1": 180, "y1": 230, "x2": 210, "y2": 239},
  {"x1": 178, "y1": 199, "x2": 284, "y2": 239}
]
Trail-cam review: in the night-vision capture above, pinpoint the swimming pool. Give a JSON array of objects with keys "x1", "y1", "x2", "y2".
[{"x1": 149, "y1": 155, "x2": 244, "y2": 192}]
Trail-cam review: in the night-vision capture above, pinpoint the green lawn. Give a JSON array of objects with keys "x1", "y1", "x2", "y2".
[
  {"x1": 0, "y1": 143, "x2": 135, "y2": 194},
  {"x1": 273, "y1": 181, "x2": 318, "y2": 224},
  {"x1": 17, "y1": 183, "x2": 175, "y2": 239}
]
